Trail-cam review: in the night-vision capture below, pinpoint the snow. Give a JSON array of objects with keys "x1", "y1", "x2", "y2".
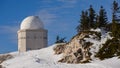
[
  {"x1": 90, "y1": 28, "x2": 101, "y2": 32},
  {"x1": 84, "y1": 28, "x2": 113, "y2": 59},
  {"x1": 1, "y1": 44, "x2": 120, "y2": 68}
]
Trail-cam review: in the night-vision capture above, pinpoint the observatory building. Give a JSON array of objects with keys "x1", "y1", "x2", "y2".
[{"x1": 18, "y1": 16, "x2": 47, "y2": 52}]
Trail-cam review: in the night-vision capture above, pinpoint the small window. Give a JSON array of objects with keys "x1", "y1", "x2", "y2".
[
  {"x1": 44, "y1": 37, "x2": 47, "y2": 39},
  {"x1": 20, "y1": 37, "x2": 26, "y2": 39},
  {"x1": 27, "y1": 48, "x2": 31, "y2": 50}
]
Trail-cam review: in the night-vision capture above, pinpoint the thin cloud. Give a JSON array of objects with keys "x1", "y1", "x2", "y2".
[
  {"x1": 0, "y1": 26, "x2": 19, "y2": 34},
  {"x1": 36, "y1": 9, "x2": 57, "y2": 26},
  {"x1": 57, "y1": 0, "x2": 78, "y2": 8},
  {"x1": 0, "y1": 25, "x2": 19, "y2": 44}
]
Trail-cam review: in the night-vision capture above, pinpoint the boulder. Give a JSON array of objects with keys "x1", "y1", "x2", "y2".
[
  {"x1": 56, "y1": 31, "x2": 95, "y2": 63},
  {"x1": 53, "y1": 43, "x2": 66, "y2": 55}
]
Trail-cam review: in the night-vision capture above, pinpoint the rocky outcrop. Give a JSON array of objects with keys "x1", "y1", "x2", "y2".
[
  {"x1": 53, "y1": 43, "x2": 66, "y2": 55},
  {"x1": 54, "y1": 31, "x2": 101, "y2": 63},
  {"x1": 0, "y1": 54, "x2": 13, "y2": 64},
  {"x1": 0, "y1": 54, "x2": 13, "y2": 68},
  {"x1": 0, "y1": 65, "x2": 3, "y2": 68}
]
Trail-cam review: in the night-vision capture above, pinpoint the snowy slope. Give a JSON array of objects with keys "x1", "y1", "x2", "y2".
[{"x1": 1, "y1": 44, "x2": 120, "y2": 68}]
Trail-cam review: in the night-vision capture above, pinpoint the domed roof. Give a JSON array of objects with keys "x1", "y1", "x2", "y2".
[{"x1": 20, "y1": 16, "x2": 44, "y2": 30}]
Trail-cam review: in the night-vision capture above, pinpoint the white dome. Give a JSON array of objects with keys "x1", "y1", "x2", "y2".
[{"x1": 20, "y1": 16, "x2": 44, "y2": 30}]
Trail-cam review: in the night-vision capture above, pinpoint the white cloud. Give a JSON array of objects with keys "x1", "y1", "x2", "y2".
[
  {"x1": 36, "y1": 0, "x2": 79, "y2": 21},
  {"x1": 36, "y1": 9, "x2": 57, "y2": 26},
  {"x1": 0, "y1": 26, "x2": 19, "y2": 34}
]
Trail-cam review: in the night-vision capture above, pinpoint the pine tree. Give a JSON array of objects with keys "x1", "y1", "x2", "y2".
[
  {"x1": 55, "y1": 35, "x2": 66, "y2": 43},
  {"x1": 96, "y1": 6, "x2": 108, "y2": 28},
  {"x1": 111, "y1": 0, "x2": 120, "y2": 38},
  {"x1": 76, "y1": 11, "x2": 89, "y2": 32},
  {"x1": 88, "y1": 5, "x2": 96, "y2": 28},
  {"x1": 84, "y1": 10, "x2": 90, "y2": 30},
  {"x1": 96, "y1": 1, "x2": 120, "y2": 59},
  {"x1": 112, "y1": 0, "x2": 119, "y2": 19},
  {"x1": 76, "y1": 11, "x2": 85, "y2": 32},
  {"x1": 95, "y1": 15, "x2": 99, "y2": 28}
]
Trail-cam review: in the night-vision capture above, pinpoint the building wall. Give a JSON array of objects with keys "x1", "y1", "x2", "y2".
[
  {"x1": 18, "y1": 30, "x2": 26, "y2": 52},
  {"x1": 18, "y1": 29, "x2": 47, "y2": 52}
]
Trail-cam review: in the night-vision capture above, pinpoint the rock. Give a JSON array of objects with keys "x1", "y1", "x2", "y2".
[
  {"x1": 0, "y1": 65, "x2": 2, "y2": 68},
  {"x1": 56, "y1": 31, "x2": 95, "y2": 63},
  {"x1": 0, "y1": 54, "x2": 13, "y2": 64},
  {"x1": 53, "y1": 43, "x2": 66, "y2": 55}
]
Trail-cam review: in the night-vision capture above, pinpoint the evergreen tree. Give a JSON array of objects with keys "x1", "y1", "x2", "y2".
[
  {"x1": 96, "y1": 38, "x2": 120, "y2": 60},
  {"x1": 55, "y1": 35, "x2": 66, "y2": 43},
  {"x1": 84, "y1": 11, "x2": 90, "y2": 30},
  {"x1": 77, "y1": 11, "x2": 88, "y2": 33},
  {"x1": 96, "y1": 6, "x2": 108, "y2": 28},
  {"x1": 111, "y1": 0, "x2": 120, "y2": 38},
  {"x1": 95, "y1": 15, "x2": 99, "y2": 28},
  {"x1": 88, "y1": 5, "x2": 96, "y2": 28},
  {"x1": 112, "y1": 0, "x2": 120, "y2": 19},
  {"x1": 76, "y1": 11, "x2": 89, "y2": 32},
  {"x1": 76, "y1": 11, "x2": 85, "y2": 32}
]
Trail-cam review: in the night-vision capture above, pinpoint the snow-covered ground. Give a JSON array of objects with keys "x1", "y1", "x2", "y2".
[{"x1": 1, "y1": 44, "x2": 120, "y2": 68}]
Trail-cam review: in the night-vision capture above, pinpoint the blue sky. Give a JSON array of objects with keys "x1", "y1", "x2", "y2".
[{"x1": 0, "y1": 0, "x2": 119, "y2": 53}]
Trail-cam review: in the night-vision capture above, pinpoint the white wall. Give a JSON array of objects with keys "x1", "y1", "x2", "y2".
[{"x1": 18, "y1": 29, "x2": 47, "y2": 52}]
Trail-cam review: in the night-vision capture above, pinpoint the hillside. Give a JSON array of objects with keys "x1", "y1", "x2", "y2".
[
  {"x1": 0, "y1": 44, "x2": 120, "y2": 68},
  {"x1": 54, "y1": 28, "x2": 114, "y2": 63}
]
